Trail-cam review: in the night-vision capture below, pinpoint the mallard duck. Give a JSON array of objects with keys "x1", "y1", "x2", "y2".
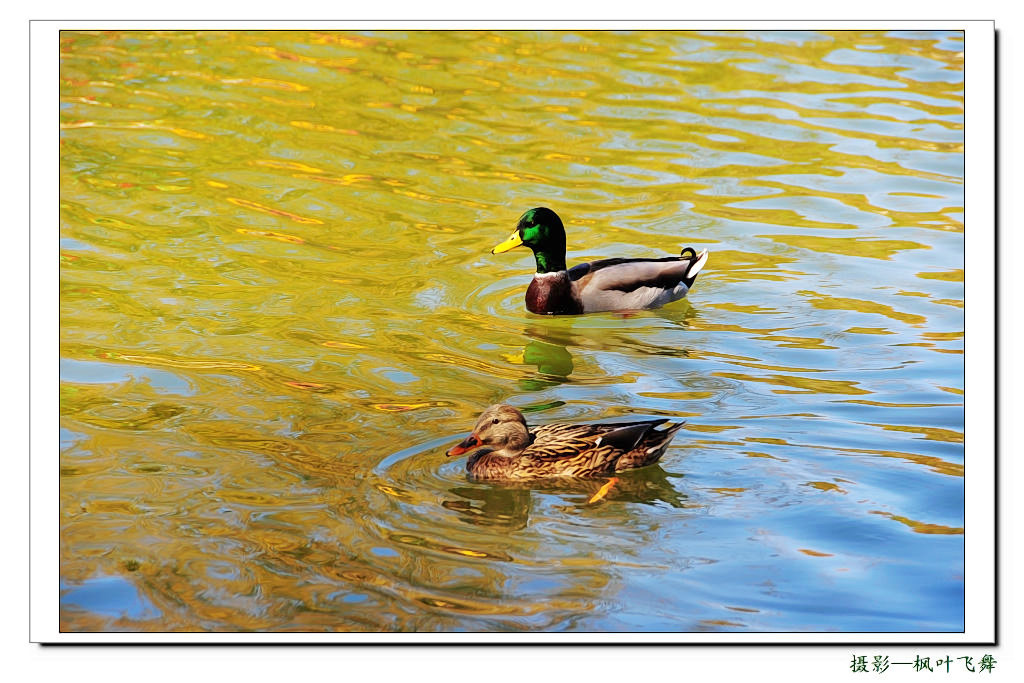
[
  {"x1": 491, "y1": 207, "x2": 709, "y2": 315},
  {"x1": 446, "y1": 404, "x2": 685, "y2": 481}
]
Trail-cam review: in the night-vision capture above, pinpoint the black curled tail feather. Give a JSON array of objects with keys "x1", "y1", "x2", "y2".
[{"x1": 680, "y1": 248, "x2": 708, "y2": 289}]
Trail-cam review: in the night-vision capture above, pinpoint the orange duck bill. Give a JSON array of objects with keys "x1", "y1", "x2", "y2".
[{"x1": 446, "y1": 434, "x2": 482, "y2": 457}]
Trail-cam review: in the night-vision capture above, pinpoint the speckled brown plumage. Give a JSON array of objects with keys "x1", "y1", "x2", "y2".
[{"x1": 446, "y1": 404, "x2": 685, "y2": 481}]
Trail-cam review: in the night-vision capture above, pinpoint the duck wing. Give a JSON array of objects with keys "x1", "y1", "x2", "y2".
[
  {"x1": 525, "y1": 419, "x2": 667, "y2": 460},
  {"x1": 568, "y1": 249, "x2": 708, "y2": 312}
]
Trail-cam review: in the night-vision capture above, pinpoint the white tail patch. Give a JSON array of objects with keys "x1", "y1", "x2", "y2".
[
  {"x1": 595, "y1": 436, "x2": 603, "y2": 447},
  {"x1": 686, "y1": 248, "x2": 709, "y2": 280}
]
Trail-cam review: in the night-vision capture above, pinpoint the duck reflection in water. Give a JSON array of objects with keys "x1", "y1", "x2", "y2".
[
  {"x1": 508, "y1": 338, "x2": 574, "y2": 391},
  {"x1": 443, "y1": 468, "x2": 690, "y2": 531},
  {"x1": 509, "y1": 314, "x2": 702, "y2": 393}
]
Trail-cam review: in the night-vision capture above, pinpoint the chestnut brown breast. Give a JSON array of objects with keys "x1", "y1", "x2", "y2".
[{"x1": 525, "y1": 273, "x2": 583, "y2": 315}]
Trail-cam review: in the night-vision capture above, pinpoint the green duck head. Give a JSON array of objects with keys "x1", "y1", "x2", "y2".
[{"x1": 491, "y1": 207, "x2": 568, "y2": 273}]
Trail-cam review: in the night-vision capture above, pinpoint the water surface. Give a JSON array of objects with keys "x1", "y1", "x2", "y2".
[{"x1": 59, "y1": 29, "x2": 964, "y2": 632}]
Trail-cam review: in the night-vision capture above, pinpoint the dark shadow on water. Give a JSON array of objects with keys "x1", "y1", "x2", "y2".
[{"x1": 442, "y1": 466, "x2": 691, "y2": 530}]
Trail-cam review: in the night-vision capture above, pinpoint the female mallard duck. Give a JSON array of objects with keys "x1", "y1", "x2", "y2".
[
  {"x1": 492, "y1": 207, "x2": 709, "y2": 315},
  {"x1": 446, "y1": 404, "x2": 685, "y2": 481}
]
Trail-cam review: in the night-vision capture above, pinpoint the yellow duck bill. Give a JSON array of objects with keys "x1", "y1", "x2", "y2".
[{"x1": 491, "y1": 230, "x2": 523, "y2": 254}]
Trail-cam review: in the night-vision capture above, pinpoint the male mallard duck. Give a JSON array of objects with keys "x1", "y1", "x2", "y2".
[
  {"x1": 491, "y1": 207, "x2": 709, "y2": 315},
  {"x1": 446, "y1": 404, "x2": 685, "y2": 481}
]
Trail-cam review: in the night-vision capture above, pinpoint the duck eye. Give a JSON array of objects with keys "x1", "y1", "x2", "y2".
[{"x1": 492, "y1": 418, "x2": 500, "y2": 424}]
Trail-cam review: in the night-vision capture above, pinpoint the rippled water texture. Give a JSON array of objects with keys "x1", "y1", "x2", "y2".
[{"x1": 59, "y1": 30, "x2": 964, "y2": 632}]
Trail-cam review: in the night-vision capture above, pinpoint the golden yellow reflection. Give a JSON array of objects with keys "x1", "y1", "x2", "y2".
[
  {"x1": 714, "y1": 371, "x2": 870, "y2": 395},
  {"x1": 227, "y1": 198, "x2": 323, "y2": 225},
  {"x1": 764, "y1": 234, "x2": 928, "y2": 260},
  {"x1": 800, "y1": 291, "x2": 927, "y2": 325},
  {"x1": 870, "y1": 511, "x2": 963, "y2": 535},
  {"x1": 59, "y1": 28, "x2": 965, "y2": 633},
  {"x1": 289, "y1": 120, "x2": 359, "y2": 135},
  {"x1": 867, "y1": 423, "x2": 964, "y2": 443},
  {"x1": 805, "y1": 481, "x2": 847, "y2": 494},
  {"x1": 916, "y1": 269, "x2": 964, "y2": 282}
]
